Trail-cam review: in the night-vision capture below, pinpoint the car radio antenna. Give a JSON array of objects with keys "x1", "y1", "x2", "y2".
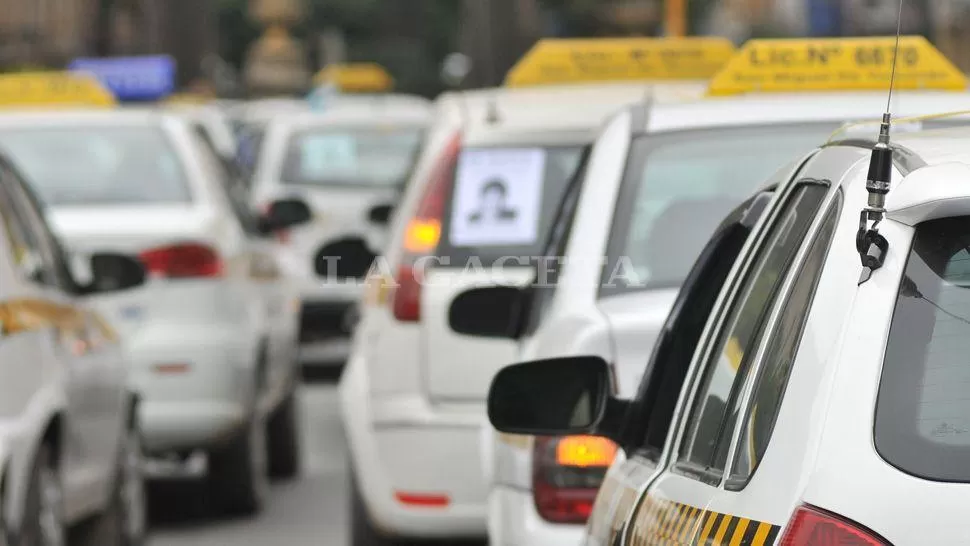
[{"x1": 857, "y1": 0, "x2": 904, "y2": 285}]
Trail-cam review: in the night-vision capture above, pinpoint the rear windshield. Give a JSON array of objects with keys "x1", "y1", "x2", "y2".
[
  {"x1": 600, "y1": 123, "x2": 841, "y2": 297},
  {"x1": 876, "y1": 216, "x2": 970, "y2": 482},
  {"x1": 436, "y1": 145, "x2": 585, "y2": 267},
  {"x1": 0, "y1": 125, "x2": 190, "y2": 206},
  {"x1": 279, "y1": 127, "x2": 424, "y2": 188}
]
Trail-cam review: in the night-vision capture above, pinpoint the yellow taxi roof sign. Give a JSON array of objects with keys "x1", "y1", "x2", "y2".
[
  {"x1": 313, "y1": 63, "x2": 394, "y2": 92},
  {"x1": 504, "y1": 37, "x2": 737, "y2": 88},
  {"x1": 0, "y1": 71, "x2": 116, "y2": 108},
  {"x1": 708, "y1": 35, "x2": 968, "y2": 96}
]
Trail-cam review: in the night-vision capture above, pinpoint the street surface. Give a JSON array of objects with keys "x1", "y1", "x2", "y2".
[{"x1": 152, "y1": 379, "x2": 351, "y2": 545}]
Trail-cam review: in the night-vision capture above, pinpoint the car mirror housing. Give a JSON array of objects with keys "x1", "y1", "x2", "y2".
[{"x1": 488, "y1": 355, "x2": 625, "y2": 442}]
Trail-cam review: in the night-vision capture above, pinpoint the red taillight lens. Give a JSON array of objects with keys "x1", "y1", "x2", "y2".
[
  {"x1": 390, "y1": 132, "x2": 461, "y2": 322},
  {"x1": 780, "y1": 505, "x2": 890, "y2": 546},
  {"x1": 139, "y1": 243, "x2": 223, "y2": 279},
  {"x1": 391, "y1": 263, "x2": 423, "y2": 321},
  {"x1": 532, "y1": 436, "x2": 618, "y2": 525}
]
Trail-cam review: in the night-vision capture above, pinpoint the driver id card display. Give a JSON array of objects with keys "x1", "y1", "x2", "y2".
[{"x1": 449, "y1": 148, "x2": 545, "y2": 247}]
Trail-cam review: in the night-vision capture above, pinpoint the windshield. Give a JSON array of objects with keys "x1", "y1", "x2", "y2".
[
  {"x1": 0, "y1": 125, "x2": 190, "y2": 206},
  {"x1": 600, "y1": 123, "x2": 841, "y2": 296},
  {"x1": 279, "y1": 127, "x2": 424, "y2": 187}
]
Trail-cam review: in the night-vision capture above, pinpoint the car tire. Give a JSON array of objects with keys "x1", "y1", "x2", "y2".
[
  {"x1": 206, "y1": 411, "x2": 269, "y2": 517},
  {"x1": 73, "y1": 428, "x2": 147, "y2": 546},
  {"x1": 350, "y1": 469, "x2": 401, "y2": 546},
  {"x1": 267, "y1": 391, "x2": 301, "y2": 480},
  {"x1": 20, "y1": 445, "x2": 65, "y2": 546}
]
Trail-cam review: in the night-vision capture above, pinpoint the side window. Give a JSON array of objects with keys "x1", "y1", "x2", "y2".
[
  {"x1": 0, "y1": 168, "x2": 62, "y2": 288},
  {"x1": 629, "y1": 192, "x2": 771, "y2": 461},
  {"x1": 728, "y1": 191, "x2": 843, "y2": 487},
  {"x1": 522, "y1": 151, "x2": 590, "y2": 337},
  {"x1": 192, "y1": 130, "x2": 261, "y2": 236},
  {"x1": 676, "y1": 181, "x2": 829, "y2": 480}
]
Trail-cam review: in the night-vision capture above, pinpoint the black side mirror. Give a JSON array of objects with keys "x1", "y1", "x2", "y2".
[
  {"x1": 259, "y1": 198, "x2": 312, "y2": 234},
  {"x1": 367, "y1": 203, "x2": 394, "y2": 226},
  {"x1": 488, "y1": 356, "x2": 617, "y2": 437},
  {"x1": 448, "y1": 286, "x2": 530, "y2": 339},
  {"x1": 88, "y1": 253, "x2": 147, "y2": 293}
]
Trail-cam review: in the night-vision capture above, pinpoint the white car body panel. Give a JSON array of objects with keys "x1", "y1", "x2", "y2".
[
  {"x1": 0, "y1": 157, "x2": 134, "y2": 537},
  {"x1": 489, "y1": 91, "x2": 970, "y2": 546},
  {"x1": 569, "y1": 126, "x2": 970, "y2": 545},
  {"x1": 0, "y1": 111, "x2": 294, "y2": 465},
  {"x1": 340, "y1": 82, "x2": 687, "y2": 541},
  {"x1": 252, "y1": 96, "x2": 433, "y2": 366}
]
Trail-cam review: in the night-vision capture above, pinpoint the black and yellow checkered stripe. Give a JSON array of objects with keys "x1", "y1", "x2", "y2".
[{"x1": 628, "y1": 497, "x2": 781, "y2": 546}]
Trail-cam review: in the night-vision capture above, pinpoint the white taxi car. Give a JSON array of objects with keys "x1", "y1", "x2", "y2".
[
  {"x1": 0, "y1": 79, "x2": 306, "y2": 516},
  {"x1": 454, "y1": 35, "x2": 970, "y2": 546},
  {"x1": 0, "y1": 99, "x2": 149, "y2": 545},
  {"x1": 251, "y1": 93, "x2": 433, "y2": 367},
  {"x1": 485, "y1": 54, "x2": 970, "y2": 546},
  {"x1": 339, "y1": 37, "x2": 738, "y2": 545}
]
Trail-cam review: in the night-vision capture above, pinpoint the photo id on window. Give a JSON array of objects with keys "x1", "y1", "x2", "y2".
[{"x1": 449, "y1": 148, "x2": 545, "y2": 247}]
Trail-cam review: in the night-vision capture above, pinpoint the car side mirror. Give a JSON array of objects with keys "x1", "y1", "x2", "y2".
[
  {"x1": 488, "y1": 356, "x2": 619, "y2": 438},
  {"x1": 367, "y1": 203, "x2": 393, "y2": 226},
  {"x1": 448, "y1": 286, "x2": 530, "y2": 339},
  {"x1": 87, "y1": 253, "x2": 147, "y2": 293},
  {"x1": 259, "y1": 198, "x2": 312, "y2": 234}
]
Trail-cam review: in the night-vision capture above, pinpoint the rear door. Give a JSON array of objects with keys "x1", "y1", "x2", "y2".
[
  {"x1": 622, "y1": 178, "x2": 832, "y2": 545},
  {"x1": 424, "y1": 142, "x2": 587, "y2": 401},
  {"x1": 583, "y1": 189, "x2": 773, "y2": 546}
]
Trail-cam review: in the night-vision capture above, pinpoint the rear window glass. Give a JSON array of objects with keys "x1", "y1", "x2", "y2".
[
  {"x1": 279, "y1": 127, "x2": 423, "y2": 188},
  {"x1": 876, "y1": 216, "x2": 970, "y2": 482},
  {"x1": 0, "y1": 125, "x2": 190, "y2": 206},
  {"x1": 600, "y1": 123, "x2": 840, "y2": 297},
  {"x1": 436, "y1": 145, "x2": 585, "y2": 267}
]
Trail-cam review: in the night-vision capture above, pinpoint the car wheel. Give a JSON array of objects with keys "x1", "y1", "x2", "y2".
[
  {"x1": 207, "y1": 411, "x2": 269, "y2": 516},
  {"x1": 267, "y1": 391, "x2": 301, "y2": 479},
  {"x1": 350, "y1": 469, "x2": 401, "y2": 546},
  {"x1": 20, "y1": 445, "x2": 65, "y2": 546},
  {"x1": 73, "y1": 428, "x2": 147, "y2": 546}
]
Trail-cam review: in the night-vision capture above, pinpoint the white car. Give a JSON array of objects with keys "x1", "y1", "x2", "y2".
[
  {"x1": 457, "y1": 34, "x2": 970, "y2": 546},
  {"x1": 251, "y1": 94, "x2": 433, "y2": 367},
  {"x1": 0, "y1": 109, "x2": 306, "y2": 516},
  {"x1": 0, "y1": 150, "x2": 149, "y2": 545},
  {"x1": 485, "y1": 116, "x2": 970, "y2": 545},
  {"x1": 338, "y1": 34, "x2": 736, "y2": 542}
]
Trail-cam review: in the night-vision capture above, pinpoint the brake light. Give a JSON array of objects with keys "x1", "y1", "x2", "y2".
[
  {"x1": 390, "y1": 132, "x2": 461, "y2": 322},
  {"x1": 780, "y1": 505, "x2": 890, "y2": 546},
  {"x1": 139, "y1": 243, "x2": 223, "y2": 279},
  {"x1": 533, "y1": 436, "x2": 618, "y2": 525}
]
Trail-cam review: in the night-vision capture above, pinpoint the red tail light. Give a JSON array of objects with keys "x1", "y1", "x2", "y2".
[
  {"x1": 780, "y1": 505, "x2": 890, "y2": 546},
  {"x1": 140, "y1": 243, "x2": 223, "y2": 279},
  {"x1": 532, "y1": 436, "x2": 618, "y2": 525},
  {"x1": 390, "y1": 132, "x2": 461, "y2": 322}
]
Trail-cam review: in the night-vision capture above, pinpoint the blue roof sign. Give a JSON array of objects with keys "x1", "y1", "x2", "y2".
[{"x1": 68, "y1": 55, "x2": 176, "y2": 101}]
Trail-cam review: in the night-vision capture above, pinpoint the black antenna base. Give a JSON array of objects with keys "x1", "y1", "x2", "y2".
[{"x1": 856, "y1": 210, "x2": 889, "y2": 284}]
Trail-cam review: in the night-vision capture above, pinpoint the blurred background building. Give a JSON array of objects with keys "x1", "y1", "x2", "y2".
[
  {"x1": 0, "y1": 0, "x2": 219, "y2": 85},
  {"x1": 1, "y1": 0, "x2": 969, "y2": 97}
]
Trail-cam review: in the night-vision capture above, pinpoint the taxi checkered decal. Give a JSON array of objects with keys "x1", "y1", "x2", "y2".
[{"x1": 628, "y1": 497, "x2": 781, "y2": 546}]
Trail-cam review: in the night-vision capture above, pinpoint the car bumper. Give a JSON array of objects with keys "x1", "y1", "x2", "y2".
[
  {"x1": 127, "y1": 325, "x2": 255, "y2": 454},
  {"x1": 339, "y1": 355, "x2": 488, "y2": 539}
]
